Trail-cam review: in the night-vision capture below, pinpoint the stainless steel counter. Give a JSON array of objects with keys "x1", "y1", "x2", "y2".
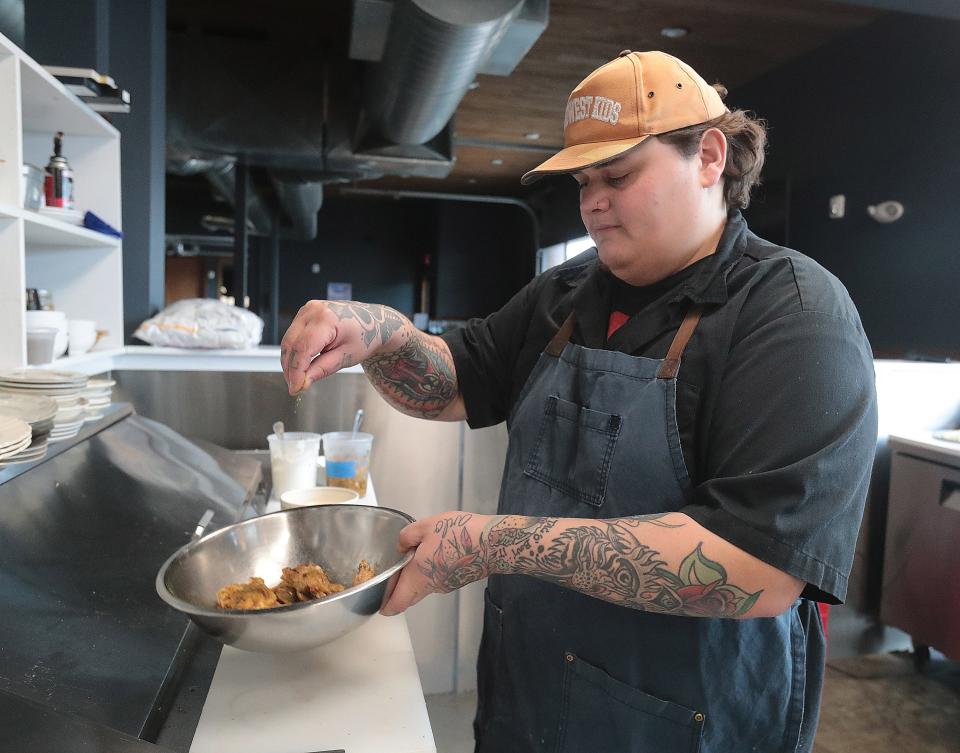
[
  {"x1": 0, "y1": 687, "x2": 176, "y2": 753},
  {"x1": 0, "y1": 407, "x2": 262, "y2": 744}
]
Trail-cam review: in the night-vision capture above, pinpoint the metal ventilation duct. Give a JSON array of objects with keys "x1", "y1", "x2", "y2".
[
  {"x1": 203, "y1": 162, "x2": 274, "y2": 237},
  {"x1": 363, "y1": 0, "x2": 524, "y2": 145},
  {"x1": 269, "y1": 174, "x2": 324, "y2": 241},
  {"x1": 166, "y1": 1, "x2": 546, "y2": 240}
]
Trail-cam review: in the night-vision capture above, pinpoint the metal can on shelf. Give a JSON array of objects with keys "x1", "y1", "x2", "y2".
[{"x1": 44, "y1": 131, "x2": 74, "y2": 209}]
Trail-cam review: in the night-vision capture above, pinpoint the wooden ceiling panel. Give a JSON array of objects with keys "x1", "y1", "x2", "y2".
[
  {"x1": 454, "y1": 0, "x2": 884, "y2": 151},
  {"x1": 334, "y1": 145, "x2": 549, "y2": 196}
]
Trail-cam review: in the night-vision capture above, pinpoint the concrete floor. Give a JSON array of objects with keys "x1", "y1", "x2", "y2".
[{"x1": 425, "y1": 606, "x2": 960, "y2": 753}]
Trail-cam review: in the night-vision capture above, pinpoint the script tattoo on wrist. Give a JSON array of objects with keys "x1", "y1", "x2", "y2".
[
  {"x1": 363, "y1": 333, "x2": 458, "y2": 418},
  {"x1": 418, "y1": 513, "x2": 763, "y2": 618},
  {"x1": 419, "y1": 513, "x2": 488, "y2": 591},
  {"x1": 328, "y1": 302, "x2": 404, "y2": 348}
]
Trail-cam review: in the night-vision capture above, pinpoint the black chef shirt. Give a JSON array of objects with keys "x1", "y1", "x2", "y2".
[{"x1": 441, "y1": 210, "x2": 878, "y2": 604}]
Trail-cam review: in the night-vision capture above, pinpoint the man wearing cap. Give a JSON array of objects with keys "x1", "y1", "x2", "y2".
[{"x1": 281, "y1": 50, "x2": 877, "y2": 753}]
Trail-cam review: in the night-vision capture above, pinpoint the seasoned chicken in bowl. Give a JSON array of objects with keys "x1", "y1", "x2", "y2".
[{"x1": 156, "y1": 505, "x2": 414, "y2": 652}]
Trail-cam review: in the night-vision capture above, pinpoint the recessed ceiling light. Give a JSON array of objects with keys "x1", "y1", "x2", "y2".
[
  {"x1": 467, "y1": 178, "x2": 478, "y2": 184},
  {"x1": 524, "y1": 132, "x2": 540, "y2": 140},
  {"x1": 491, "y1": 158, "x2": 504, "y2": 166},
  {"x1": 468, "y1": 81, "x2": 480, "y2": 90},
  {"x1": 660, "y1": 26, "x2": 689, "y2": 39}
]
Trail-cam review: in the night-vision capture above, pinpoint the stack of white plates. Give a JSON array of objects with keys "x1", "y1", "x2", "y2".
[
  {"x1": 0, "y1": 392, "x2": 57, "y2": 465},
  {"x1": 0, "y1": 415, "x2": 32, "y2": 462},
  {"x1": 48, "y1": 397, "x2": 88, "y2": 442},
  {"x1": 0, "y1": 369, "x2": 89, "y2": 443},
  {"x1": 81, "y1": 377, "x2": 115, "y2": 422}
]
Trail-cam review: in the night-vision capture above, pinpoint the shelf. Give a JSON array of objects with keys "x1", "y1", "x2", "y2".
[
  {"x1": 0, "y1": 32, "x2": 123, "y2": 371},
  {"x1": 0, "y1": 204, "x2": 120, "y2": 248},
  {"x1": 16, "y1": 54, "x2": 118, "y2": 139},
  {"x1": 31, "y1": 347, "x2": 125, "y2": 376}
]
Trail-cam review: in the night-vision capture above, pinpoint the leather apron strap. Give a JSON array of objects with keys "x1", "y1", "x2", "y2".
[
  {"x1": 543, "y1": 307, "x2": 704, "y2": 379},
  {"x1": 544, "y1": 311, "x2": 577, "y2": 357},
  {"x1": 656, "y1": 306, "x2": 704, "y2": 379}
]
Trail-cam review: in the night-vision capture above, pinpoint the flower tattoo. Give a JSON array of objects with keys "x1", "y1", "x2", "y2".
[{"x1": 416, "y1": 513, "x2": 763, "y2": 618}]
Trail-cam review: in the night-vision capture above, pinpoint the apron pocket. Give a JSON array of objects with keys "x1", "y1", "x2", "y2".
[
  {"x1": 524, "y1": 395, "x2": 622, "y2": 508},
  {"x1": 557, "y1": 653, "x2": 704, "y2": 753}
]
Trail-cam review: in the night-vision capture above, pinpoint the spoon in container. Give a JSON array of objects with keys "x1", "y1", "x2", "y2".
[
  {"x1": 351, "y1": 409, "x2": 364, "y2": 435},
  {"x1": 273, "y1": 420, "x2": 285, "y2": 439}
]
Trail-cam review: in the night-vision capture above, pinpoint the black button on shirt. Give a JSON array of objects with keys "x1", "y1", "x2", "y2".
[{"x1": 442, "y1": 210, "x2": 879, "y2": 604}]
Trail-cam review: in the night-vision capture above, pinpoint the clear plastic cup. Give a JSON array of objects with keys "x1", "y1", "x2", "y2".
[
  {"x1": 322, "y1": 432, "x2": 373, "y2": 497},
  {"x1": 267, "y1": 432, "x2": 321, "y2": 498}
]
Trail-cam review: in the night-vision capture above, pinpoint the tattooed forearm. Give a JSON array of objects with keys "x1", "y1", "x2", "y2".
[
  {"x1": 418, "y1": 512, "x2": 763, "y2": 618},
  {"x1": 327, "y1": 302, "x2": 405, "y2": 348},
  {"x1": 420, "y1": 513, "x2": 488, "y2": 591},
  {"x1": 362, "y1": 331, "x2": 459, "y2": 418},
  {"x1": 619, "y1": 514, "x2": 685, "y2": 529}
]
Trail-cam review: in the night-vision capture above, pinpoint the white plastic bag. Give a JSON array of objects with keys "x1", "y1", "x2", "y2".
[{"x1": 134, "y1": 298, "x2": 264, "y2": 349}]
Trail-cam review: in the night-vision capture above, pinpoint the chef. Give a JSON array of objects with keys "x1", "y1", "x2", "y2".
[{"x1": 281, "y1": 50, "x2": 877, "y2": 753}]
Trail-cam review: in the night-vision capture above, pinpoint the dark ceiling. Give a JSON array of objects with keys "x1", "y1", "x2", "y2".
[{"x1": 167, "y1": 0, "x2": 886, "y2": 201}]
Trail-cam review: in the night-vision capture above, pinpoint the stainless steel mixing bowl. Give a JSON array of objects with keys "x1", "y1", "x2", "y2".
[{"x1": 156, "y1": 504, "x2": 415, "y2": 652}]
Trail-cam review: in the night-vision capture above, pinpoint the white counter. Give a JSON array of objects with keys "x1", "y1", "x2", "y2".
[
  {"x1": 190, "y1": 616, "x2": 435, "y2": 753},
  {"x1": 189, "y1": 481, "x2": 437, "y2": 753},
  {"x1": 887, "y1": 430, "x2": 960, "y2": 462},
  {"x1": 34, "y1": 345, "x2": 365, "y2": 375}
]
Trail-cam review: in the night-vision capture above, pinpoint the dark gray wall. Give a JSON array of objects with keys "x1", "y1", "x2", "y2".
[
  {"x1": 527, "y1": 179, "x2": 583, "y2": 250},
  {"x1": 24, "y1": 0, "x2": 108, "y2": 69},
  {"x1": 834, "y1": 0, "x2": 960, "y2": 20},
  {"x1": 736, "y1": 11, "x2": 960, "y2": 359},
  {"x1": 272, "y1": 197, "x2": 537, "y2": 334},
  {"x1": 110, "y1": 1, "x2": 166, "y2": 342},
  {"x1": 434, "y1": 201, "x2": 537, "y2": 320},
  {"x1": 24, "y1": 0, "x2": 166, "y2": 343},
  {"x1": 277, "y1": 197, "x2": 433, "y2": 334},
  {"x1": 0, "y1": 0, "x2": 25, "y2": 48}
]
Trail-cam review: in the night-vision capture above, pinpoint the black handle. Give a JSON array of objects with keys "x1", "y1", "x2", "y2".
[{"x1": 939, "y1": 479, "x2": 960, "y2": 511}]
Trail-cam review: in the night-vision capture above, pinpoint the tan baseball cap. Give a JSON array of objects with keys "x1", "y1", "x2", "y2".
[{"x1": 521, "y1": 50, "x2": 728, "y2": 184}]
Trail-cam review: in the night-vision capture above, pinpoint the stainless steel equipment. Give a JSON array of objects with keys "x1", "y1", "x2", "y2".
[
  {"x1": 881, "y1": 437, "x2": 960, "y2": 660},
  {"x1": 0, "y1": 687, "x2": 176, "y2": 753},
  {"x1": 0, "y1": 405, "x2": 260, "y2": 741},
  {"x1": 156, "y1": 504, "x2": 415, "y2": 652}
]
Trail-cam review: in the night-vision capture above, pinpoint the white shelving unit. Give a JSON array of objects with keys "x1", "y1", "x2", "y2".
[{"x1": 0, "y1": 31, "x2": 123, "y2": 371}]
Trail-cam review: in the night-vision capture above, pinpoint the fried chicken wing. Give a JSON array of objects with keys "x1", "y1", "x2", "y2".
[
  {"x1": 216, "y1": 577, "x2": 281, "y2": 610},
  {"x1": 281, "y1": 563, "x2": 344, "y2": 600},
  {"x1": 272, "y1": 583, "x2": 299, "y2": 605},
  {"x1": 217, "y1": 559, "x2": 377, "y2": 610},
  {"x1": 353, "y1": 559, "x2": 375, "y2": 586}
]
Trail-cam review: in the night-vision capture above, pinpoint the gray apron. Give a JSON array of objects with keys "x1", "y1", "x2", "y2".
[{"x1": 475, "y1": 308, "x2": 825, "y2": 753}]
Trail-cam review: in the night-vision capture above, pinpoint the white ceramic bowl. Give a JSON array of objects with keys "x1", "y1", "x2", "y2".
[
  {"x1": 280, "y1": 486, "x2": 361, "y2": 510},
  {"x1": 68, "y1": 319, "x2": 97, "y2": 355},
  {"x1": 25, "y1": 311, "x2": 68, "y2": 357}
]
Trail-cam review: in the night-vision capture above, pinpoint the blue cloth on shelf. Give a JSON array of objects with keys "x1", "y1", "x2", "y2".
[{"x1": 83, "y1": 211, "x2": 123, "y2": 238}]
